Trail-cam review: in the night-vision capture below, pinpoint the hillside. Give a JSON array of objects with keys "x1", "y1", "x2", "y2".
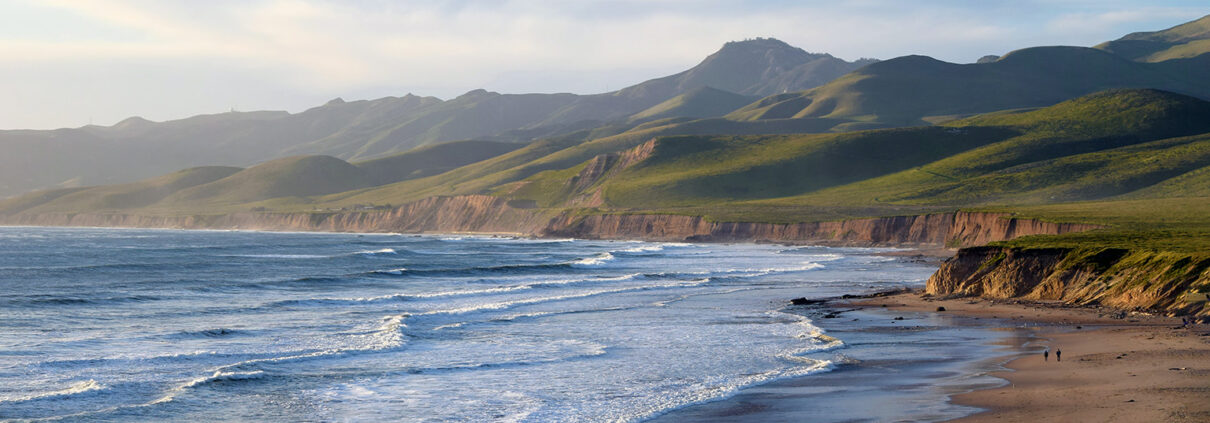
[
  {"x1": 354, "y1": 140, "x2": 524, "y2": 185},
  {"x1": 614, "y1": 38, "x2": 876, "y2": 98},
  {"x1": 10, "y1": 89, "x2": 1206, "y2": 222},
  {"x1": 1096, "y1": 14, "x2": 1210, "y2": 62},
  {"x1": 0, "y1": 38, "x2": 865, "y2": 199},
  {"x1": 0, "y1": 166, "x2": 240, "y2": 215},
  {"x1": 629, "y1": 87, "x2": 757, "y2": 122},
  {"x1": 158, "y1": 156, "x2": 372, "y2": 207},
  {"x1": 726, "y1": 46, "x2": 1210, "y2": 128}
]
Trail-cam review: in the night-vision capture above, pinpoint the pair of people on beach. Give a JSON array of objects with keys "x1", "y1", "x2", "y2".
[{"x1": 1043, "y1": 349, "x2": 1061, "y2": 361}]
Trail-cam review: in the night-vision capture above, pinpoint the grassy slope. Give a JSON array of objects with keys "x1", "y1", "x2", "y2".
[
  {"x1": 18, "y1": 167, "x2": 243, "y2": 214},
  {"x1": 452, "y1": 90, "x2": 1208, "y2": 228},
  {"x1": 318, "y1": 117, "x2": 849, "y2": 208},
  {"x1": 737, "y1": 90, "x2": 1210, "y2": 209},
  {"x1": 155, "y1": 156, "x2": 371, "y2": 208},
  {"x1": 354, "y1": 139, "x2": 524, "y2": 185},
  {"x1": 726, "y1": 46, "x2": 1210, "y2": 128},
  {"x1": 629, "y1": 86, "x2": 755, "y2": 121},
  {"x1": 1095, "y1": 14, "x2": 1210, "y2": 62}
]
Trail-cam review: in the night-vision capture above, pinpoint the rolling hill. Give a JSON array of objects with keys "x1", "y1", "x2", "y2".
[
  {"x1": 726, "y1": 46, "x2": 1210, "y2": 128},
  {"x1": 466, "y1": 90, "x2": 1205, "y2": 217},
  {"x1": 0, "y1": 38, "x2": 870, "y2": 199},
  {"x1": 1096, "y1": 14, "x2": 1210, "y2": 62},
  {"x1": 9, "y1": 89, "x2": 1207, "y2": 222},
  {"x1": 629, "y1": 87, "x2": 757, "y2": 122}
]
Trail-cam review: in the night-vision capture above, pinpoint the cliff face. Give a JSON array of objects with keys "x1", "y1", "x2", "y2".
[
  {"x1": 928, "y1": 246, "x2": 1210, "y2": 316},
  {"x1": 543, "y1": 211, "x2": 1100, "y2": 247},
  {"x1": 0, "y1": 195, "x2": 550, "y2": 234},
  {"x1": 0, "y1": 195, "x2": 1097, "y2": 248}
]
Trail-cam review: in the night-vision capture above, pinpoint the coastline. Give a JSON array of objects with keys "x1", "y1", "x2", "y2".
[
  {"x1": 859, "y1": 293, "x2": 1210, "y2": 422},
  {"x1": 652, "y1": 285, "x2": 1210, "y2": 422}
]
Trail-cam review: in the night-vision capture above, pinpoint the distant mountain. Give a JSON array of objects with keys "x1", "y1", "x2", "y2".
[
  {"x1": 1, "y1": 138, "x2": 526, "y2": 213},
  {"x1": 0, "y1": 38, "x2": 866, "y2": 198},
  {"x1": 13, "y1": 89, "x2": 1210, "y2": 221},
  {"x1": 1096, "y1": 14, "x2": 1210, "y2": 62},
  {"x1": 614, "y1": 38, "x2": 876, "y2": 98},
  {"x1": 727, "y1": 45, "x2": 1210, "y2": 128}
]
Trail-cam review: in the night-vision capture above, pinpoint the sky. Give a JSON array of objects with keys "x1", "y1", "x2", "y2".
[{"x1": 1, "y1": 0, "x2": 1206, "y2": 129}]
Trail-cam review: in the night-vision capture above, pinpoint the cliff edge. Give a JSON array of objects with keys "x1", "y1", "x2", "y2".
[{"x1": 927, "y1": 246, "x2": 1210, "y2": 316}]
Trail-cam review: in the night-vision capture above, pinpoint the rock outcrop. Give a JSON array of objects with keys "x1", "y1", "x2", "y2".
[{"x1": 928, "y1": 246, "x2": 1210, "y2": 316}]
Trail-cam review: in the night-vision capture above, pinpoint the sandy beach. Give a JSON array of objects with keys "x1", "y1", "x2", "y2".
[
  {"x1": 848, "y1": 292, "x2": 1210, "y2": 422},
  {"x1": 653, "y1": 287, "x2": 1210, "y2": 422}
]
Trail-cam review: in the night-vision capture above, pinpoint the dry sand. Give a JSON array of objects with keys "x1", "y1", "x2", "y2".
[{"x1": 846, "y1": 293, "x2": 1210, "y2": 422}]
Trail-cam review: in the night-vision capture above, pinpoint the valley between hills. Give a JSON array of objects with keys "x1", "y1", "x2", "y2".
[{"x1": 4, "y1": 15, "x2": 1210, "y2": 316}]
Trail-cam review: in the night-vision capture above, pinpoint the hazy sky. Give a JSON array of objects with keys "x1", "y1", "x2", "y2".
[{"x1": 2, "y1": 0, "x2": 1206, "y2": 129}]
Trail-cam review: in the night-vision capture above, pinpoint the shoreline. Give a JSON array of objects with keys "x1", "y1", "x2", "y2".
[
  {"x1": 8, "y1": 225, "x2": 1205, "y2": 420},
  {"x1": 653, "y1": 287, "x2": 1210, "y2": 422},
  {"x1": 845, "y1": 291, "x2": 1210, "y2": 422}
]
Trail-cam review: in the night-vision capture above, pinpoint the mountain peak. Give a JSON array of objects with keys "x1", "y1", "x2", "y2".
[
  {"x1": 709, "y1": 37, "x2": 826, "y2": 64},
  {"x1": 719, "y1": 37, "x2": 798, "y2": 52},
  {"x1": 112, "y1": 116, "x2": 154, "y2": 130},
  {"x1": 456, "y1": 88, "x2": 497, "y2": 100},
  {"x1": 633, "y1": 38, "x2": 870, "y2": 97}
]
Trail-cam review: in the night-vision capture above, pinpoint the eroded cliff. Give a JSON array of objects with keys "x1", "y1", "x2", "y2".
[
  {"x1": 928, "y1": 246, "x2": 1210, "y2": 316},
  {"x1": 0, "y1": 194, "x2": 1098, "y2": 249},
  {"x1": 543, "y1": 211, "x2": 1099, "y2": 247}
]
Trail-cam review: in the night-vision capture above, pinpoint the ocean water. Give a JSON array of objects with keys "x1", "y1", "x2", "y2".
[{"x1": 0, "y1": 227, "x2": 939, "y2": 422}]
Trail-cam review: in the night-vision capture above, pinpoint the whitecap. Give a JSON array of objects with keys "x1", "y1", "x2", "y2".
[
  {"x1": 569, "y1": 252, "x2": 614, "y2": 267},
  {"x1": 355, "y1": 248, "x2": 397, "y2": 255},
  {"x1": 618, "y1": 245, "x2": 664, "y2": 253},
  {"x1": 1, "y1": 379, "x2": 107, "y2": 403}
]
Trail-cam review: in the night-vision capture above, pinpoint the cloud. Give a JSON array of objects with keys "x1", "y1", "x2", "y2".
[{"x1": 0, "y1": 0, "x2": 1204, "y2": 129}]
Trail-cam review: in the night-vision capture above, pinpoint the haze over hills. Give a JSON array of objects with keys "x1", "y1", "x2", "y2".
[
  {"x1": 7, "y1": 16, "x2": 1210, "y2": 201},
  {"x1": 0, "y1": 38, "x2": 871, "y2": 199},
  {"x1": 4, "y1": 16, "x2": 1210, "y2": 257},
  {"x1": 8, "y1": 88, "x2": 1210, "y2": 223}
]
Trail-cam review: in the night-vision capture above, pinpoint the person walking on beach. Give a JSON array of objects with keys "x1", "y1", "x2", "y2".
[
  {"x1": 1056, "y1": 349, "x2": 1061, "y2": 362},
  {"x1": 1043, "y1": 350, "x2": 1049, "y2": 361}
]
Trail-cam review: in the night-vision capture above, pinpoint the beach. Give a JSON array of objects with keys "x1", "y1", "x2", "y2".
[
  {"x1": 865, "y1": 293, "x2": 1210, "y2": 422},
  {"x1": 653, "y1": 288, "x2": 1210, "y2": 422}
]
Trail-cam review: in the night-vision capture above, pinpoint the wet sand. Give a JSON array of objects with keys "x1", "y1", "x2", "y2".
[
  {"x1": 651, "y1": 290, "x2": 1210, "y2": 422},
  {"x1": 855, "y1": 293, "x2": 1210, "y2": 422}
]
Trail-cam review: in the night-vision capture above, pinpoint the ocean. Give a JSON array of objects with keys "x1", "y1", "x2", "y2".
[{"x1": 0, "y1": 226, "x2": 978, "y2": 422}]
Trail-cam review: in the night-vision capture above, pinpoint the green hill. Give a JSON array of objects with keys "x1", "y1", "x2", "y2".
[
  {"x1": 15, "y1": 167, "x2": 243, "y2": 214},
  {"x1": 5, "y1": 89, "x2": 1210, "y2": 262},
  {"x1": 0, "y1": 38, "x2": 867, "y2": 199},
  {"x1": 354, "y1": 140, "x2": 524, "y2": 185},
  {"x1": 480, "y1": 89, "x2": 1210, "y2": 222},
  {"x1": 320, "y1": 116, "x2": 852, "y2": 208},
  {"x1": 629, "y1": 87, "x2": 756, "y2": 122},
  {"x1": 1096, "y1": 14, "x2": 1210, "y2": 62},
  {"x1": 160, "y1": 156, "x2": 371, "y2": 206},
  {"x1": 726, "y1": 46, "x2": 1210, "y2": 128}
]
